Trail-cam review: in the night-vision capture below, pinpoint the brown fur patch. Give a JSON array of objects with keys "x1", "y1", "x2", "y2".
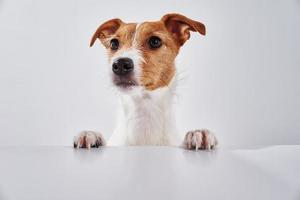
[
  {"x1": 101, "y1": 23, "x2": 137, "y2": 62},
  {"x1": 135, "y1": 21, "x2": 179, "y2": 90},
  {"x1": 90, "y1": 13, "x2": 206, "y2": 91}
]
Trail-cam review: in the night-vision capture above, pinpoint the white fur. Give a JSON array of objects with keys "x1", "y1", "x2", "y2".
[{"x1": 108, "y1": 79, "x2": 180, "y2": 146}]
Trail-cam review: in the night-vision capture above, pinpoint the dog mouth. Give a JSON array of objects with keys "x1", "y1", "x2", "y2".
[{"x1": 114, "y1": 79, "x2": 138, "y2": 89}]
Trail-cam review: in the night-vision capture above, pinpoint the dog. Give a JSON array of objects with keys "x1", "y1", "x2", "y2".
[{"x1": 73, "y1": 13, "x2": 218, "y2": 150}]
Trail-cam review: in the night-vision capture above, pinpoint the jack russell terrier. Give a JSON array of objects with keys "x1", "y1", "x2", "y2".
[{"x1": 73, "y1": 13, "x2": 218, "y2": 150}]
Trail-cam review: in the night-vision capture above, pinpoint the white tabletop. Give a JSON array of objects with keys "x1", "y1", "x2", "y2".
[{"x1": 0, "y1": 146, "x2": 299, "y2": 200}]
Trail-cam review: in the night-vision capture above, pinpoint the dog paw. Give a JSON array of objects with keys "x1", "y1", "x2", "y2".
[
  {"x1": 183, "y1": 129, "x2": 218, "y2": 150},
  {"x1": 73, "y1": 131, "x2": 106, "y2": 149}
]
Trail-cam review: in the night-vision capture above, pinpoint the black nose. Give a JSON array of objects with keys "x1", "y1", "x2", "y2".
[{"x1": 112, "y1": 58, "x2": 134, "y2": 76}]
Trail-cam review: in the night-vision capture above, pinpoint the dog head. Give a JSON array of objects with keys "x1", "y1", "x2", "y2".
[{"x1": 90, "y1": 13, "x2": 205, "y2": 92}]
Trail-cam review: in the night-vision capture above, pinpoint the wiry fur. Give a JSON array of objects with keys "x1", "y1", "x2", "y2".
[
  {"x1": 74, "y1": 13, "x2": 218, "y2": 150},
  {"x1": 108, "y1": 23, "x2": 179, "y2": 146},
  {"x1": 109, "y1": 78, "x2": 179, "y2": 146}
]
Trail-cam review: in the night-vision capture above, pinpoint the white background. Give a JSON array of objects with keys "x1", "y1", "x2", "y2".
[{"x1": 0, "y1": 0, "x2": 299, "y2": 146}]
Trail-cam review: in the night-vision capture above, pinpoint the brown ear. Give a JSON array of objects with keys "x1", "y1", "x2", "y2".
[
  {"x1": 90, "y1": 18, "x2": 124, "y2": 47},
  {"x1": 161, "y1": 13, "x2": 206, "y2": 46}
]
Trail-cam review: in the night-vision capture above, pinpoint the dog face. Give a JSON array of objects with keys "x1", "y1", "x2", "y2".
[{"x1": 90, "y1": 13, "x2": 205, "y2": 92}]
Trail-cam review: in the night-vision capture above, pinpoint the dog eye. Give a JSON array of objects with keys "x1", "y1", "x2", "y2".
[
  {"x1": 110, "y1": 39, "x2": 119, "y2": 50},
  {"x1": 148, "y1": 36, "x2": 162, "y2": 49}
]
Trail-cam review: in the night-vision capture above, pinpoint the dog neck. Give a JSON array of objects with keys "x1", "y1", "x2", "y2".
[{"x1": 109, "y1": 78, "x2": 179, "y2": 146}]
